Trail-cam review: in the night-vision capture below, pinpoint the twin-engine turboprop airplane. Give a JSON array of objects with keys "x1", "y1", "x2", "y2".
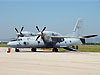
[{"x1": 7, "y1": 19, "x2": 97, "y2": 52}]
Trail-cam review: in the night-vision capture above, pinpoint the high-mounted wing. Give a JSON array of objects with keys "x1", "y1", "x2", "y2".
[
  {"x1": 51, "y1": 34, "x2": 97, "y2": 39},
  {"x1": 51, "y1": 36, "x2": 78, "y2": 39}
]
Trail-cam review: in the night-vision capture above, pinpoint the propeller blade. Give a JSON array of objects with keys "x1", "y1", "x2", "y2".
[
  {"x1": 36, "y1": 26, "x2": 40, "y2": 32},
  {"x1": 20, "y1": 32, "x2": 24, "y2": 37},
  {"x1": 15, "y1": 28, "x2": 19, "y2": 33},
  {"x1": 36, "y1": 35, "x2": 40, "y2": 41},
  {"x1": 36, "y1": 26, "x2": 46, "y2": 41},
  {"x1": 41, "y1": 27, "x2": 46, "y2": 33},
  {"x1": 16, "y1": 35, "x2": 19, "y2": 40},
  {"x1": 20, "y1": 27, "x2": 24, "y2": 32}
]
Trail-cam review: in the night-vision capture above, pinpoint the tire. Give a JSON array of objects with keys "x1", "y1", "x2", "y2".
[
  {"x1": 52, "y1": 48, "x2": 58, "y2": 52},
  {"x1": 15, "y1": 48, "x2": 20, "y2": 52},
  {"x1": 76, "y1": 45, "x2": 78, "y2": 49},
  {"x1": 31, "y1": 48, "x2": 36, "y2": 52}
]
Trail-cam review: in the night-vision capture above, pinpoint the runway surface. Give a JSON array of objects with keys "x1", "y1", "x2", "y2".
[{"x1": 0, "y1": 47, "x2": 100, "y2": 75}]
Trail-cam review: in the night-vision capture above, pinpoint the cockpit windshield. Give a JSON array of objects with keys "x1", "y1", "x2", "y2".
[
  {"x1": 11, "y1": 38, "x2": 22, "y2": 41},
  {"x1": 17, "y1": 39, "x2": 22, "y2": 41}
]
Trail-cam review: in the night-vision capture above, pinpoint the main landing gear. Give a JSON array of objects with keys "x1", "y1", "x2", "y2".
[
  {"x1": 31, "y1": 48, "x2": 37, "y2": 52},
  {"x1": 14, "y1": 48, "x2": 58, "y2": 52},
  {"x1": 52, "y1": 48, "x2": 58, "y2": 52},
  {"x1": 72, "y1": 45, "x2": 78, "y2": 49},
  {"x1": 76, "y1": 45, "x2": 78, "y2": 49}
]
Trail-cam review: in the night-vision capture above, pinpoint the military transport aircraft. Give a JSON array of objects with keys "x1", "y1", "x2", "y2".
[{"x1": 7, "y1": 19, "x2": 97, "y2": 52}]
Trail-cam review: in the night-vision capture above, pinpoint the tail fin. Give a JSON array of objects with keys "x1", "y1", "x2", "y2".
[{"x1": 73, "y1": 18, "x2": 82, "y2": 36}]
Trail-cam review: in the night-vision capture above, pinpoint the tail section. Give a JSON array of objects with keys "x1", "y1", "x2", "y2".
[
  {"x1": 73, "y1": 18, "x2": 82, "y2": 32},
  {"x1": 72, "y1": 18, "x2": 82, "y2": 36},
  {"x1": 72, "y1": 18, "x2": 97, "y2": 44},
  {"x1": 79, "y1": 34, "x2": 97, "y2": 44},
  {"x1": 80, "y1": 38, "x2": 85, "y2": 44}
]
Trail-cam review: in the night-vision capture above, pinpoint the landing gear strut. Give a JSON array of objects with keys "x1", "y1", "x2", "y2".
[
  {"x1": 72, "y1": 45, "x2": 78, "y2": 50},
  {"x1": 15, "y1": 48, "x2": 20, "y2": 52},
  {"x1": 52, "y1": 48, "x2": 58, "y2": 52},
  {"x1": 31, "y1": 48, "x2": 36, "y2": 52}
]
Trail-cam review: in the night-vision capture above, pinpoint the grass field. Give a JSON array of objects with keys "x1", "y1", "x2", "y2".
[
  {"x1": 60, "y1": 45, "x2": 100, "y2": 52},
  {"x1": 48, "y1": 45, "x2": 100, "y2": 52},
  {"x1": 0, "y1": 44, "x2": 8, "y2": 47},
  {"x1": 0, "y1": 44, "x2": 100, "y2": 52},
  {"x1": 77, "y1": 45, "x2": 100, "y2": 52}
]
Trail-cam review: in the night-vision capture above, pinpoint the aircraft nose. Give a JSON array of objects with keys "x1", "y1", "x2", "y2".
[
  {"x1": 7, "y1": 42, "x2": 12, "y2": 47},
  {"x1": 7, "y1": 42, "x2": 15, "y2": 47}
]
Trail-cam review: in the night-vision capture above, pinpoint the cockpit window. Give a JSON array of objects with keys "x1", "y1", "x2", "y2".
[
  {"x1": 11, "y1": 39, "x2": 17, "y2": 41},
  {"x1": 30, "y1": 33, "x2": 37, "y2": 36},
  {"x1": 17, "y1": 39, "x2": 22, "y2": 41},
  {"x1": 52, "y1": 33, "x2": 55, "y2": 36},
  {"x1": 11, "y1": 39, "x2": 22, "y2": 41},
  {"x1": 52, "y1": 33, "x2": 59, "y2": 36}
]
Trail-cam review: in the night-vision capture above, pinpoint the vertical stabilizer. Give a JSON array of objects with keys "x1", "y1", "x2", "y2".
[{"x1": 73, "y1": 18, "x2": 82, "y2": 36}]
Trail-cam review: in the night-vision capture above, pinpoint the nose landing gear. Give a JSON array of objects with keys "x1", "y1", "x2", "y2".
[{"x1": 15, "y1": 48, "x2": 20, "y2": 52}]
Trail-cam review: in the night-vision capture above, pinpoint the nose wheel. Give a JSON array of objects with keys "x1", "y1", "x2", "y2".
[{"x1": 15, "y1": 48, "x2": 20, "y2": 52}]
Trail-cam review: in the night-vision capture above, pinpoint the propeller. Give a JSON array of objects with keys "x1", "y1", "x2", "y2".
[
  {"x1": 36, "y1": 26, "x2": 46, "y2": 41},
  {"x1": 15, "y1": 27, "x2": 24, "y2": 38},
  {"x1": 36, "y1": 26, "x2": 40, "y2": 32}
]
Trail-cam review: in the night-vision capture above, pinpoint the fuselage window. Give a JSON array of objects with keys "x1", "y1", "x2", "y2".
[{"x1": 24, "y1": 42, "x2": 27, "y2": 45}]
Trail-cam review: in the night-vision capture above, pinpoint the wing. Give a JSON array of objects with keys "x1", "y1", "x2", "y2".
[
  {"x1": 51, "y1": 36, "x2": 78, "y2": 38},
  {"x1": 79, "y1": 34, "x2": 98, "y2": 38},
  {"x1": 51, "y1": 34, "x2": 98, "y2": 39}
]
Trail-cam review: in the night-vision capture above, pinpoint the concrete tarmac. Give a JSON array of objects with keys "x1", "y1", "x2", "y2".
[{"x1": 0, "y1": 47, "x2": 100, "y2": 75}]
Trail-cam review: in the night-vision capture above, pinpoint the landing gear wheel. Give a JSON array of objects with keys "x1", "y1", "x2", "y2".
[
  {"x1": 15, "y1": 48, "x2": 20, "y2": 52},
  {"x1": 76, "y1": 45, "x2": 78, "y2": 49},
  {"x1": 31, "y1": 48, "x2": 36, "y2": 52},
  {"x1": 52, "y1": 48, "x2": 58, "y2": 52},
  {"x1": 72, "y1": 46, "x2": 75, "y2": 48}
]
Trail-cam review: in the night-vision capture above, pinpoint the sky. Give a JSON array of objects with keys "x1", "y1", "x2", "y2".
[{"x1": 0, "y1": 0, "x2": 100, "y2": 40}]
